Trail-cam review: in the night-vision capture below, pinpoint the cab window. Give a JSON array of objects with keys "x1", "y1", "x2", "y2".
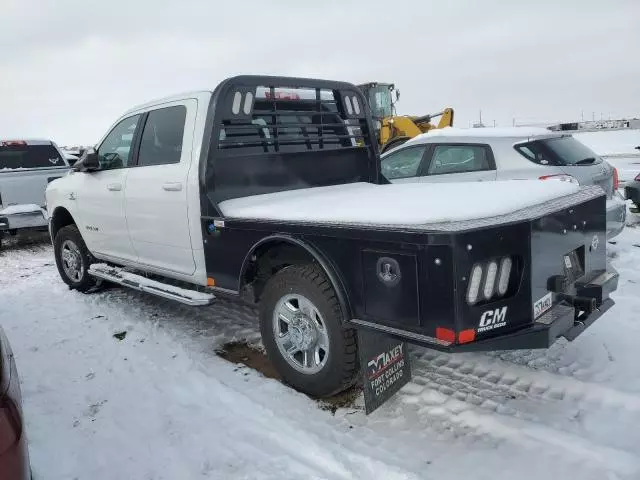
[
  {"x1": 97, "y1": 115, "x2": 141, "y2": 170},
  {"x1": 137, "y1": 106, "x2": 187, "y2": 166}
]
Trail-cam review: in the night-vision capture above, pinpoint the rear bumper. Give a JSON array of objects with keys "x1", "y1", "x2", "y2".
[
  {"x1": 606, "y1": 194, "x2": 626, "y2": 239},
  {"x1": 452, "y1": 267, "x2": 618, "y2": 352},
  {"x1": 0, "y1": 208, "x2": 47, "y2": 232}
]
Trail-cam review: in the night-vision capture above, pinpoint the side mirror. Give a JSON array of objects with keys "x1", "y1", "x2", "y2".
[
  {"x1": 74, "y1": 149, "x2": 100, "y2": 172},
  {"x1": 395, "y1": 89, "x2": 401, "y2": 102}
]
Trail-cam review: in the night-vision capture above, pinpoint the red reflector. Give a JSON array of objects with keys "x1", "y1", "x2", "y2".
[
  {"x1": 435, "y1": 327, "x2": 456, "y2": 344},
  {"x1": 458, "y1": 329, "x2": 476, "y2": 344},
  {"x1": 613, "y1": 167, "x2": 619, "y2": 191}
]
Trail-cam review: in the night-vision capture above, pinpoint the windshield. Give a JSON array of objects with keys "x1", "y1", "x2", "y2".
[
  {"x1": 515, "y1": 136, "x2": 602, "y2": 166},
  {"x1": 0, "y1": 143, "x2": 64, "y2": 169},
  {"x1": 367, "y1": 85, "x2": 394, "y2": 119}
]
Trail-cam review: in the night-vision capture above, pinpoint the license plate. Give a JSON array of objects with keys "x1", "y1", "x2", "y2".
[{"x1": 534, "y1": 292, "x2": 553, "y2": 318}]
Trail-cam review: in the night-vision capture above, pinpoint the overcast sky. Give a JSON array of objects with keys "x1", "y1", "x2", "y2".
[{"x1": 2, "y1": 0, "x2": 639, "y2": 145}]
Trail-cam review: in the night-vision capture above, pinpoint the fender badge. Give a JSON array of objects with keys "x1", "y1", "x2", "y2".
[
  {"x1": 591, "y1": 234, "x2": 599, "y2": 251},
  {"x1": 376, "y1": 257, "x2": 401, "y2": 287}
]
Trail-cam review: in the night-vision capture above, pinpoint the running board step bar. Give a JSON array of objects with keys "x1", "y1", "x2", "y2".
[{"x1": 88, "y1": 264, "x2": 215, "y2": 306}]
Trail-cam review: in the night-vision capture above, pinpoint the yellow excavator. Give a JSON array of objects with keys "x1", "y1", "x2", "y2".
[{"x1": 357, "y1": 82, "x2": 454, "y2": 153}]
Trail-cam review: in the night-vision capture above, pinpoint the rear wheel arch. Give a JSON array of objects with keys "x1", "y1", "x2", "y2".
[{"x1": 240, "y1": 235, "x2": 352, "y2": 321}]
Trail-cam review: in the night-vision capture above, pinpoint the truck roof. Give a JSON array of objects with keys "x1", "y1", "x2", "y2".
[{"x1": 122, "y1": 90, "x2": 213, "y2": 116}]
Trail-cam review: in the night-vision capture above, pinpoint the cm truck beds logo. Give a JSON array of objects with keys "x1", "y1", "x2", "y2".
[{"x1": 478, "y1": 307, "x2": 508, "y2": 333}]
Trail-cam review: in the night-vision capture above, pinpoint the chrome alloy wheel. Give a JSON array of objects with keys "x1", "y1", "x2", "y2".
[
  {"x1": 272, "y1": 293, "x2": 330, "y2": 374},
  {"x1": 61, "y1": 239, "x2": 83, "y2": 282}
]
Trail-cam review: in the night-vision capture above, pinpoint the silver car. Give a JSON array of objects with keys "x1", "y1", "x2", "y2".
[{"x1": 380, "y1": 127, "x2": 626, "y2": 238}]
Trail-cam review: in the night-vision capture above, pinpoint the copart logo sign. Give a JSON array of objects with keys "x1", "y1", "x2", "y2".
[{"x1": 478, "y1": 306, "x2": 508, "y2": 333}]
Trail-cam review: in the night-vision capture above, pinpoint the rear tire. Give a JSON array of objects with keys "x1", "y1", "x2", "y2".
[
  {"x1": 259, "y1": 264, "x2": 359, "y2": 398},
  {"x1": 54, "y1": 225, "x2": 97, "y2": 292}
]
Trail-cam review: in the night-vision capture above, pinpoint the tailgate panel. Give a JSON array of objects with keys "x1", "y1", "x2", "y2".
[
  {"x1": 452, "y1": 191, "x2": 607, "y2": 342},
  {"x1": 530, "y1": 193, "x2": 607, "y2": 315},
  {"x1": 0, "y1": 167, "x2": 67, "y2": 207}
]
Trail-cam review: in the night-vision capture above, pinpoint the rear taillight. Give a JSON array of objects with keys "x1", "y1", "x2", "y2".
[
  {"x1": 467, "y1": 257, "x2": 513, "y2": 305},
  {"x1": 635, "y1": 173, "x2": 640, "y2": 182},
  {"x1": 613, "y1": 167, "x2": 619, "y2": 191},
  {"x1": 539, "y1": 174, "x2": 579, "y2": 185},
  {"x1": 0, "y1": 141, "x2": 27, "y2": 147}
]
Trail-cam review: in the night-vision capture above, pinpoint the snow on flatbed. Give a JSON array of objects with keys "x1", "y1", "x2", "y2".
[
  {"x1": 219, "y1": 181, "x2": 580, "y2": 225},
  {"x1": 1, "y1": 217, "x2": 640, "y2": 479}
]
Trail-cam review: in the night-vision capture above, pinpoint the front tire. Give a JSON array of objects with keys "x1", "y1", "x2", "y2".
[
  {"x1": 54, "y1": 225, "x2": 97, "y2": 292},
  {"x1": 259, "y1": 264, "x2": 359, "y2": 398}
]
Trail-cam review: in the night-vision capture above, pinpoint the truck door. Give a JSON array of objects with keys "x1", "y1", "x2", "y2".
[
  {"x1": 124, "y1": 100, "x2": 197, "y2": 275},
  {"x1": 77, "y1": 114, "x2": 141, "y2": 262},
  {"x1": 420, "y1": 143, "x2": 497, "y2": 183}
]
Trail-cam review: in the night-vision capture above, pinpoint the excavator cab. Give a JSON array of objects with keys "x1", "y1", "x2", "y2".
[
  {"x1": 357, "y1": 81, "x2": 454, "y2": 153},
  {"x1": 357, "y1": 82, "x2": 398, "y2": 121}
]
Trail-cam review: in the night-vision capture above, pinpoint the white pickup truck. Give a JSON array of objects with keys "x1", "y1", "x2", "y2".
[
  {"x1": 0, "y1": 139, "x2": 69, "y2": 247},
  {"x1": 45, "y1": 76, "x2": 618, "y2": 399}
]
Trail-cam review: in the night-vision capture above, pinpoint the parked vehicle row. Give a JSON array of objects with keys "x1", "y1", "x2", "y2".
[{"x1": 45, "y1": 75, "x2": 618, "y2": 400}]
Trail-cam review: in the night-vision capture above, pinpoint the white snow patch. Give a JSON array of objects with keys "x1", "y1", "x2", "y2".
[
  {"x1": 404, "y1": 126, "x2": 555, "y2": 146},
  {"x1": 419, "y1": 389, "x2": 448, "y2": 405},
  {"x1": 0, "y1": 204, "x2": 46, "y2": 215},
  {"x1": 575, "y1": 129, "x2": 640, "y2": 156},
  {"x1": 219, "y1": 181, "x2": 579, "y2": 225}
]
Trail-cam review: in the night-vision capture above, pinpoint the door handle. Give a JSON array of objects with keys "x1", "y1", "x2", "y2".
[
  {"x1": 106, "y1": 183, "x2": 122, "y2": 191},
  {"x1": 162, "y1": 182, "x2": 183, "y2": 191}
]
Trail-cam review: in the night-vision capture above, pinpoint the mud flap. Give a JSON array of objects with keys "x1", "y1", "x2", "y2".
[{"x1": 358, "y1": 329, "x2": 411, "y2": 414}]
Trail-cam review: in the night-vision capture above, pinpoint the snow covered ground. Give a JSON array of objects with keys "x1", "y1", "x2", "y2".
[
  {"x1": 1, "y1": 214, "x2": 639, "y2": 479},
  {"x1": 575, "y1": 129, "x2": 640, "y2": 184}
]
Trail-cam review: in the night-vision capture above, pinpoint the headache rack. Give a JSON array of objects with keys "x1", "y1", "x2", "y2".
[
  {"x1": 200, "y1": 75, "x2": 382, "y2": 214},
  {"x1": 218, "y1": 87, "x2": 368, "y2": 153}
]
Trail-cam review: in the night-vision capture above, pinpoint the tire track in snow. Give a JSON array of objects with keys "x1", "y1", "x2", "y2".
[{"x1": 398, "y1": 348, "x2": 640, "y2": 477}]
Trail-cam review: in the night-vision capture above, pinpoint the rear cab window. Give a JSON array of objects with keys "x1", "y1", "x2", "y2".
[
  {"x1": 515, "y1": 136, "x2": 602, "y2": 166},
  {"x1": 0, "y1": 141, "x2": 64, "y2": 169},
  {"x1": 137, "y1": 106, "x2": 187, "y2": 166}
]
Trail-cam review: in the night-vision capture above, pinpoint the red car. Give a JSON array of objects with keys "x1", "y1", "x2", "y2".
[{"x1": 0, "y1": 326, "x2": 30, "y2": 480}]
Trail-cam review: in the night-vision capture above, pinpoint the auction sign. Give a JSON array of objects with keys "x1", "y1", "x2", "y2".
[{"x1": 358, "y1": 329, "x2": 411, "y2": 414}]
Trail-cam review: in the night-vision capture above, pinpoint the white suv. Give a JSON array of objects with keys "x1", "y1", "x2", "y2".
[{"x1": 381, "y1": 127, "x2": 626, "y2": 238}]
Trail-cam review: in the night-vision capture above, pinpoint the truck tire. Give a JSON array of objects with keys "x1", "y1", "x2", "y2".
[
  {"x1": 259, "y1": 264, "x2": 359, "y2": 398},
  {"x1": 54, "y1": 225, "x2": 97, "y2": 292}
]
